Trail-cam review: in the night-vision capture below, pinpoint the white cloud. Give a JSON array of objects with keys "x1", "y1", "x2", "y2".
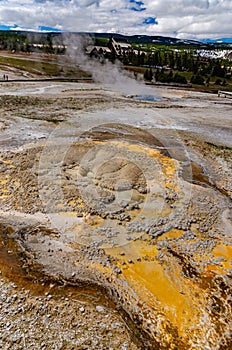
[{"x1": 0, "y1": 0, "x2": 231, "y2": 39}]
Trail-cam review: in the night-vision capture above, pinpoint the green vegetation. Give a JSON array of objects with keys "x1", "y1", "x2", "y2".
[
  {"x1": 0, "y1": 55, "x2": 89, "y2": 77},
  {"x1": 0, "y1": 31, "x2": 231, "y2": 92},
  {"x1": 93, "y1": 37, "x2": 109, "y2": 46},
  {"x1": 0, "y1": 55, "x2": 62, "y2": 75},
  {"x1": 0, "y1": 30, "x2": 65, "y2": 54},
  {"x1": 206, "y1": 142, "x2": 232, "y2": 151},
  {"x1": 91, "y1": 36, "x2": 231, "y2": 91},
  {"x1": 18, "y1": 114, "x2": 64, "y2": 123}
]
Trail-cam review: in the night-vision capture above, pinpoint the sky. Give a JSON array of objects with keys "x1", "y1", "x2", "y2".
[{"x1": 0, "y1": 0, "x2": 231, "y2": 40}]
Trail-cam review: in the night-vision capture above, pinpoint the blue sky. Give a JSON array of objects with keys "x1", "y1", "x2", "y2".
[{"x1": 0, "y1": 0, "x2": 231, "y2": 40}]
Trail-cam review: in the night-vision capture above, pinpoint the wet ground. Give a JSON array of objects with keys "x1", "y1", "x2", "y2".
[{"x1": 0, "y1": 80, "x2": 232, "y2": 349}]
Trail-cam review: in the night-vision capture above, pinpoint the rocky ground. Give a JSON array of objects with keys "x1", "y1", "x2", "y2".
[
  {"x1": 0, "y1": 276, "x2": 138, "y2": 350},
  {"x1": 0, "y1": 79, "x2": 232, "y2": 349}
]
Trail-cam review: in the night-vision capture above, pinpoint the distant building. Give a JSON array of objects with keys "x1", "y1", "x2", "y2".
[
  {"x1": 86, "y1": 37, "x2": 133, "y2": 61},
  {"x1": 85, "y1": 45, "x2": 111, "y2": 59},
  {"x1": 107, "y1": 37, "x2": 132, "y2": 57}
]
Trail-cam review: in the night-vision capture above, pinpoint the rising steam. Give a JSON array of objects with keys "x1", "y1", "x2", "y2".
[{"x1": 62, "y1": 33, "x2": 158, "y2": 97}]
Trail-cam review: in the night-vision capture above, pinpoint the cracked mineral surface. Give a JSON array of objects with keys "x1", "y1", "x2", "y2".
[{"x1": 0, "y1": 80, "x2": 231, "y2": 349}]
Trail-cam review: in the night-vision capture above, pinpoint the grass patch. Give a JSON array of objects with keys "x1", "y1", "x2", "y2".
[
  {"x1": 0, "y1": 95, "x2": 52, "y2": 107},
  {"x1": 0, "y1": 55, "x2": 60, "y2": 75},
  {"x1": 0, "y1": 55, "x2": 90, "y2": 77},
  {"x1": 18, "y1": 114, "x2": 64, "y2": 123},
  {"x1": 206, "y1": 142, "x2": 232, "y2": 151}
]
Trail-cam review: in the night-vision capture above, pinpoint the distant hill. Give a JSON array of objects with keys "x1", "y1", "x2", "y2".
[
  {"x1": 91, "y1": 33, "x2": 202, "y2": 46},
  {"x1": 0, "y1": 30, "x2": 231, "y2": 49},
  {"x1": 86, "y1": 33, "x2": 232, "y2": 48}
]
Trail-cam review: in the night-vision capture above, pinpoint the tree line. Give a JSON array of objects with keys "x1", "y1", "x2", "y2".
[
  {"x1": 0, "y1": 31, "x2": 65, "y2": 54},
  {"x1": 120, "y1": 48, "x2": 231, "y2": 85},
  {"x1": 0, "y1": 31, "x2": 231, "y2": 85}
]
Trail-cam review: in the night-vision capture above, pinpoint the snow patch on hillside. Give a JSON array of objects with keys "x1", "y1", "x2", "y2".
[{"x1": 196, "y1": 49, "x2": 232, "y2": 60}]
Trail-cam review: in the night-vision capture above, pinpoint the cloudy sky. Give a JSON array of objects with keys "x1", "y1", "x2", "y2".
[{"x1": 0, "y1": 0, "x2": 231, "y2": 40}]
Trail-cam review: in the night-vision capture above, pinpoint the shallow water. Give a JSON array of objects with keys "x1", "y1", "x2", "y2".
[
  {"x1": 129, "y1": 94, "x2": 162, "y2": 102},
  {"x1": 0, "y1": 81, "x2": 231, "y2": 348},
  {"x1": 0, "y1": 228, "x2": 114, "y2": 306}
]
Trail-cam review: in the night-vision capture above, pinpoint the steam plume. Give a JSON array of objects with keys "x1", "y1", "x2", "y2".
[{"x1": 62, "y1": 33, "x2": 158, "y2": 96}]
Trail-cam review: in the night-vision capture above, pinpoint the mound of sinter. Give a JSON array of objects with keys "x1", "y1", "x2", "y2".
[{"x1": 0, "y1": 124, "x2": 231, "y2": 349}]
